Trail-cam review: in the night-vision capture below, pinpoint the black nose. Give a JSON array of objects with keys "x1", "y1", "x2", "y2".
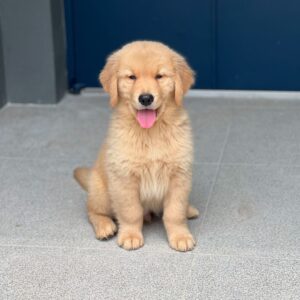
[{"x1": 138, "y1": 93, "x2": 154, "y2": 106}]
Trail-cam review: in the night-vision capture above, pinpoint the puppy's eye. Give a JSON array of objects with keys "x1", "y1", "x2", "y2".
[
  {"x1": 155, "y1": 74, "x2": 163, "y2": 80},
  {"x1": 128, "y1": 75, "x2": 136, "y2": 80}
]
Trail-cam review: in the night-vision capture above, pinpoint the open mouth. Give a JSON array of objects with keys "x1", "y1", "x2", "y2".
[{"x1": 136, "y1": 109, "x2": 158, "y2": 129}]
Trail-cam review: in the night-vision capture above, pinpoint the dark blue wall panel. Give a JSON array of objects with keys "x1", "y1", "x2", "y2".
[
  {"x1": 65, "y1": 0, "x2": 213, "y2": 90},
  {"x1": 65, "y1": 0, "x2": 300, "y2": 91},
  {"x1": 217, "y1": 0, "x2": 300, "y2": 90}
]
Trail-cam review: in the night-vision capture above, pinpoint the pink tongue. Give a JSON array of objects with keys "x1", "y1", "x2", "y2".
[{"x1": 137, "y1": 109, "x2": 156, "y2": 128}]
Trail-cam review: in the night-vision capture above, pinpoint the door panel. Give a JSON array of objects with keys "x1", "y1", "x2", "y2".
[
  {"x1": 217, "y1": 0, "x2": 300, "y2": 90},
  {"x1": 65, "y1": 0, "x2": 214, "y2": 90},
  {"x1": 65, "y1": 0, "x2": 300, "y2": 91}
]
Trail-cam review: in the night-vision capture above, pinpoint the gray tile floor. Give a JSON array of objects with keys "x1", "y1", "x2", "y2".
[{"x1": 1, "y1": 93, "x2": 300, "y2": 299}]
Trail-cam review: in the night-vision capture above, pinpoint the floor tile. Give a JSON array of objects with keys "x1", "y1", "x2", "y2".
[
  {"x1": 186, "y1": 98, "x2": 232, "y2": 163},
  {"x1": 185, "y1": 255, "x2": 300, "y2": 300},
  {"x1": 222, "y1": 107, "x2": 300, "y2": 165},
  {"x1": 2, "y1": 93, "x2": 300, "y2": 298},
  {"x1": 0, "y1": 246, "x2": 194, "y2": 300},
  {"x1": 0, "y1": 97, "x2": 110, "y2": 161},
  {"x1": 198, "y1": 165, "x2": 300, "y2": 258},
  {"x1": 0, "y1": 158, "x2": 94, "y2": 247}
]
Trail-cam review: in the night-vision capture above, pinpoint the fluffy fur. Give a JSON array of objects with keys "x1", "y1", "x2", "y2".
[{"x1": 74, "y1": 41, "x2": 199, "y2": 251}]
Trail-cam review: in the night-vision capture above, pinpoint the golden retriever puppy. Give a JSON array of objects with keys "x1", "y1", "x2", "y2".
[{"x1": 74, "y1": 41, "x2": 199, "y2": 251}]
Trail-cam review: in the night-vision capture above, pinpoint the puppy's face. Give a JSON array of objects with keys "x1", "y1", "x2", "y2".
[{"x1": 100, "y1": 41, "x2": 195, "y2": 128}]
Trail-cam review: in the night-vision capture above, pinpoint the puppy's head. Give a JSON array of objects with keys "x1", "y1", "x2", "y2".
[{"x1": 100, "y1": 41, "x2": 195, "y2": 128}]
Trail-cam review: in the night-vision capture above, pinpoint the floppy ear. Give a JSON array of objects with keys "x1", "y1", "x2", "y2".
[
  {"x1": 173, "y1": 53, "x2": 195, "y2": 106},
  {"x1": 99, "y1": 52, "x2": 119, "y2": 107}
]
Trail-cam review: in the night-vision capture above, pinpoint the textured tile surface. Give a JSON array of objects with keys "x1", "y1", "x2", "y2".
[
  {"x1": 1, "y1": 93, "x2": 300, "y2": 299},
  {"x1": 0, "y1": 96, "x2": 110, "y2": 161},
  {"x1": 222, "y1": 107, "x2": 300, "y2": 164},
  {"x1": 186, "y1": 255, "x2": 300, "y2": 300},
  {"x1": 0, "y1": 247, "x2": 194, "y2": 300},
  {"x1": 198, "y1": 165, "x2": 300, "y2": 258},
  {"x1": 186, "y1": 97, "x2": 232, "y2": 163}
]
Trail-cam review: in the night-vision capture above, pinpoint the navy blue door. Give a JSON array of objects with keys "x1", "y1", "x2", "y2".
[
  {"x1": 65, "y1": 0, "x2": 300, "y2": 91},
  {"x1": 217, "y1": 0, "x2": 300, "y2": 90},
  {"x1": 65, "y1": 0, "x2": 214, "y2": 91}
]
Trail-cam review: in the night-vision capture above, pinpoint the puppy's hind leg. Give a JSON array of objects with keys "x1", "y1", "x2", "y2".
[
  {"x1": 187, "y1": 204, "x2": 199, "y2": 219},
  {"x1": 87, "y1": 169, "x2": 117, "y2": 240}
]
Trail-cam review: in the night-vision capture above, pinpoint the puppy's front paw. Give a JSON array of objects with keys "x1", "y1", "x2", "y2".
[
  {"x1": 169, "y1": 234, "x2": 196, "y2": 252},
  {"x1": 118, "y1": 230, "x2": 144, "y2": 250},
  {"x1": 95, "y1": 218, "x2": 117, "y2": 240}
]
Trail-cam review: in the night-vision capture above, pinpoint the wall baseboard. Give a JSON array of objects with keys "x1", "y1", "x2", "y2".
[{"x1": 186, "y1": 89, "x2": 300, "y2": 100}]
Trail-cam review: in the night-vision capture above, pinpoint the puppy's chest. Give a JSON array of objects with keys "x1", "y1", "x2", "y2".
[
  {"x1": 122, "y1": 145, "x2": 177, "y2": 203},
  {"x1": 138, "y1": 161, "x2": 171, "y2": 210},
  {"x1": 108, "y1": 126, "x2": 192, "y2": 202}
]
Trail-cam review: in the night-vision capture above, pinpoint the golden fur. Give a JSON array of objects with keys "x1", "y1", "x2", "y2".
[{"x1": 74, "y1": 41, "x2": 199, "y2": 251}]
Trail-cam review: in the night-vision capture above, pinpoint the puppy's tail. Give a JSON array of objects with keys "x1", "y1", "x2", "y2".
[{"x1": 73, "y1": 167, "x2": 90, "y2": 192}]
